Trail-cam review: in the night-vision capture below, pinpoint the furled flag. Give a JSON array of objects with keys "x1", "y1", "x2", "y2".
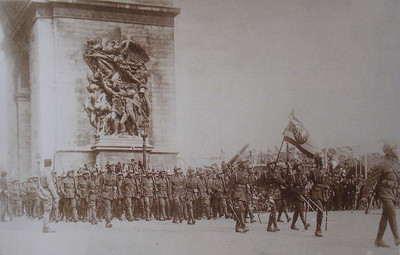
[{"x1": 283, "y1": 110, "x2": 319, "y2": 158}]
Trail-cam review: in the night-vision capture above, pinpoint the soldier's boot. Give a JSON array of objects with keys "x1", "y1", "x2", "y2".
[
  {"x1": 235, "y1": 222, "x2": 244, "y2": 233},
  {"x1": 105, "y1": 221, "x2": 113, "y2": 228},
  {"x1": 141, "y1": 206, "x2": 146, "y2": 219},
  {"x1": 267, "y1": 213, "x2": 274, "y2": 232},
  {"x1": 191, "y1": 208, "x2": 196, "y2": 225},
  {"x1": 315, "y1": 214, "x2": 323, "y2": 237},
  {"x1": 315, "y1": 223, "x2": 323, "y2": 237},
  {"x1": 72, "y1": 208, "x2": 78, "y2": 223},
  {"x1": 244, "y1": 212, "x2": 249, "y2": 223},
  {"x1": 82, "y1": 209, "x2": 87, "y2": 223},
  {"x1": 272, "y1": 213, "x2": 280, "y2": 232},
  {"x1": 300, "y1": 212, "x2": 310, "y2": 230},
  {"x1": 134, "y1": 208, "x2": 140, "y2": 221},
  {"x1": 173, "y1": 205, "x2": 180, "y2": 223},
  {"x1": 206, "y1": 206, "x2": 212, "y2": 220},
  {"x1": 145, "y1": 206, "x2": 151, "y2": 221},
  {"x1": 291, "y1": 212, "x2": 299, "y2": 230},
  {"x1": 223, "y1": 206, "x2": 229, "y2": 219},
  {"x1": 54, "y1": 207, "x2": 60, "y2": 223},
  {"x1": 249, "y1": 211, "x2": 256, "y2": 223},
  {"x1": 42, "y1": 226, "x2": 56, "y2": 233},
  {"x1": 285, "y1": 210, "x2": 291, "y2": 222},
  {"x1": 159, "y1": 206, "x2": 166, "y2": 221},
  {"x1": 375, "y1": 240, "x2": 390, "y2": 248},
  {"x1": 240, "y1": 212, "x2": 249, "y2": 233},
  {"x1": 42, "y1": 211, "x2": 55, "y2": 233},
  {"x1": 277, "y1": 211, "x2": 283, "y2": 222},
  {"x1": 127, "y1": 207, "x2": 134, "y2": 222}
]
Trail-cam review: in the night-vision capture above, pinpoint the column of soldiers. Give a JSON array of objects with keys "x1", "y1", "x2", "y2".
[{"x1": 0, "y1": 157, "x2": 380, "y2": 237}]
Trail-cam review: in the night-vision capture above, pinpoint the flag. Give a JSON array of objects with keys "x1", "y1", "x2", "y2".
[{"x1": 283, "y1": 110, "x2": 319, "y2": 158}]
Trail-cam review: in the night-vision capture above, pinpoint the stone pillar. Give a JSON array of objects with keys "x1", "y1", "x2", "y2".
[{"x1": 0, "y1": 0, "x2": 181, "y2": 177}]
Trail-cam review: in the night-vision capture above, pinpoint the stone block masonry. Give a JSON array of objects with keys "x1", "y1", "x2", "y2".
[{"x1": 0, "y1": 0, "x2": 180, "y2": 176}]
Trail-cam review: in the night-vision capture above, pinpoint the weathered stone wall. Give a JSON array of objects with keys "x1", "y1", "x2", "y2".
[{"x1": 2, "y1": 0, "x2": 180, "y2": 176}]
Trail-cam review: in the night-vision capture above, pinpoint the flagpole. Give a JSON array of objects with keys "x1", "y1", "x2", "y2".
[
  {"x1": 286, "y1": 143, "x2": 289, "y2": 162},
  {"x1": 274, "y1": 128, "x2": 287, "y2": 166}
]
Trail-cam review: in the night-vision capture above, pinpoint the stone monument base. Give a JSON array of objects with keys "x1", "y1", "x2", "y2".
[{"x1": 90, "y1": 135, "x2": 177, "y2": 170}]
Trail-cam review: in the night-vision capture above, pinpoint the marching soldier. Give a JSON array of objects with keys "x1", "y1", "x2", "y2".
[
  {"x1": 361, "y1": 142, "x2": 400, "y2": 247},
  {"x1": 141, "y1": 171, "x2": 154, "y2": 221},
  {"x1": 169, "y1": 167, "x2": 186, "y2": 223},
  {"x1": 156, "y1": 169, "x2": 170, "y2": 221},
  {"x1": 227, "y1": 161, "x2": 250, "y2": 233},
  {"x1": 87, "y1": 172, "x2": 98, "y2": 224},
  {"x1": 10, "y1": 180, "x2": 22, "y2": 217},
  {"x1": 100, "y1": 164, "x2": 117, "y2": 228},
  {"x1": 121, "y1": 171, "x2": 136, "y2": 221},
  {"x1": 185, "y1": 168, "x2": 200, "y2": 225},
  {"x1": 133, "y1": 171, "x2": 142, "y2": 220},
  {"x1": 37, "y1": 159, "x2": 60, "y2": 233},
  {"x1": 198, "y1": 170, "x2": 212, "y2": 220},
  {"x1": 246, "y1": 168, "x2": 257, "y2": 223},
  {"x1": 310, "y1": 154, "x2": 327, "y2": 237},
  {"x1": 77, "y1": 172, "x2": 88, "y2": 222},
  {"x1": 210, "y1": 172, "x2": 230, "y2": 219},
  {"x1": 257, "y1": 163, "x2": 284, "y2": 232},
  {"x1": 61, "y1": 170, "x2": 78, "y2": 222},
  {"x1": 289, "y1": 163, "x2": 310, "y2": 230},
  {"x1": 277, "y1": 164, "x2": 291, "y2": 223},
  {"x1": 115, "y1": 172, "x2": 124, "y2": 220}
]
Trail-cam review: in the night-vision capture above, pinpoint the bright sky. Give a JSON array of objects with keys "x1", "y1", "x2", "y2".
[
  {"x1": 1, "y1": 0, "x2": 400, "y2": 168},
  {"x1": 174, "y1": 0, "x2": 400, "y2": 162}
]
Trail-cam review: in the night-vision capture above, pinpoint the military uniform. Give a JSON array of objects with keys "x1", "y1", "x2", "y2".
[
  {"x1": 38, "y1": 160, "x2": 60, "y2": 233},
  {"x1": 115, "y1": 173, "x2": 124, "y2": 220},
  {"x1": 362, "y1": 149, "x2": 400, "y2": 247},
  {"x1": 310, "y1": 166, "x2": 327, "y2": 237},
  {"x1": 257, "y1": 166, "x2": 284, "y2": 232},
  {"x1": 10, "y1": 181, "x2": 22, "y2": 217},
  {"x1": 121, "y1": 173, "x2": 136, "y2": 221},
  {"x1": 228, "y1": 165, "x2": 250, "y2": 233},
  {"x1": 61, "y1": 171, "x2": 78, "y2": 222},
  {"x1": 100, "y1": 170, "x2": 117, "y2": 228},
  {"x1": 185, "y1": 169, "x2": 200, "y2": 225},
  {"x1": 77, "y1": 175, "x2": 88, "y2": 222},
  {"x1": 169, "y1": 168, "x2": 186, "y2": 223},
  {"x1": 210, "y1": 173, "x2": 230, "y2": 219},
  {"x1": 141, "y1": 174, "x2": 154, "y2": 221},
  {"x1": 156, "y1": 171, "x2": 170, "y2": 221},
  {"x1": 289, "y1": 165, "x2": 310, "y2": 230},
  {"x1": 87, "y1": 173, "x2": 98, "y2": 224},
  {"x1": 198, "y1": 173, "x2": 212, "y2": 220}
]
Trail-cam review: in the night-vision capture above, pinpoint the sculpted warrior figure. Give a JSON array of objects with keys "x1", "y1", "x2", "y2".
[{"x1": 83, "y1": 36, "x2": 151, "y2": 136}]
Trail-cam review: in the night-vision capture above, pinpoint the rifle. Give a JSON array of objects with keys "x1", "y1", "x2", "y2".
[
  {"x1": 152, "y1": 175, "x2": 158, "y2": 198},
  {"x1": 221, "y1": 166, "x2": 244, "y2": 229},
  {"x1": 365, "y1": 183, "x2": 377, "y2": 214},
  {"x1": 249, "y1": 184, "x2": 262, "y2": 224},
  {"x1": 226, "y1": 143, "x2": 250, "y2": 168},
  {"x1": 325, "y1": 206, "x2": 328, "y2": 231}
]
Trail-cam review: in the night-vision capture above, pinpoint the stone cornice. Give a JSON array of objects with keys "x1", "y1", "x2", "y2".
[{"x1": 3, "y1": 1, "x2": 180, "y2": 40}]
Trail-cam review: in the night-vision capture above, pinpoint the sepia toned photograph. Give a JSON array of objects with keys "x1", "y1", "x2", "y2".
[{"x1": 0, "y1": 0, "x2": 399, "y2": 254}]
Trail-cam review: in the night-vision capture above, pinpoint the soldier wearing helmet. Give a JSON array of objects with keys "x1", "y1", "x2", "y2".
[{"x1": 361, "y1": 141, "x2": 400, "y2": 247}]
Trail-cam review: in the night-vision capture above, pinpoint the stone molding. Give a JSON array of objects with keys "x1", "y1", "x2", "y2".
[{"x1": 4, "y1": 1, "x2": 180, "y2": 39}]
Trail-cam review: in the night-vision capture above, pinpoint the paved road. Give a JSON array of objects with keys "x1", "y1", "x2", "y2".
[{"x1": 0, "y1": 210, "x2": 399, "y2": 255}]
